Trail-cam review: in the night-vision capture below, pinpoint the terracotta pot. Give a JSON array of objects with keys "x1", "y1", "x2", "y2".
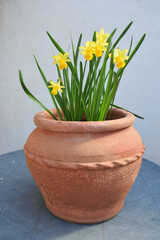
[{"x1": 24, "y1": 108, "x2": 145, "y2": 224}]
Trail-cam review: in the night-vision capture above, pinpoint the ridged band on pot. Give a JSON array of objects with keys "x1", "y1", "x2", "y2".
[
  {"x1": 24, "y1": 145, "x2": 145, "y2": 169},
  {"x1": 24, "y1": 108, "x2": 145, "y2": 224}
]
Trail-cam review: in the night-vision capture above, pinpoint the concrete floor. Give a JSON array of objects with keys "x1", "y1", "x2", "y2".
[{"x1": 0, "y1": 150, "x2": 160, "y2": 240}]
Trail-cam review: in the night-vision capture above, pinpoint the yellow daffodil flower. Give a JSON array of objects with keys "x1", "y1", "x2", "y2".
[
  {"x1": 116, "y1": 56, "x2": 126, "y2": 68},
  {"x1": 94, "y1": 39, "x2": 108, "y2": 57},
  {"x1": 109, "y1": 48, "x2": 129, "y2": 68},
  {"x1": 79, "y1": 41, "x2": 95, "y2": 61},
  {"x1": 48, "y1": 79, "x2": 65, "y2": 95},
  {"x1": 109, "y1": 48, "x2": 129, "y2": 63},
  {"x1": 96, "y1": 29, "x2": 110, "y2": 43},
  {"x1": 53, "y1": 52, "x2": 71, "y2": 70}
]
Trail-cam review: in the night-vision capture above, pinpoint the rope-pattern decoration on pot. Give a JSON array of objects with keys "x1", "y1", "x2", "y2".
[{"x1": 24, "y1": 144, "x2": 145, "y2": 170}]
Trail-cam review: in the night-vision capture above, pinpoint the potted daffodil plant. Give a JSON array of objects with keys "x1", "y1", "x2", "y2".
[{"x1": 19, "y1": 22, "x2": 146, "y2": 224}]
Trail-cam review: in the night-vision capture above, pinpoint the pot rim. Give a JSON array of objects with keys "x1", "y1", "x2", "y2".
[{"x1": 33, "y1": 108, "x2": 135, "y2": 133}]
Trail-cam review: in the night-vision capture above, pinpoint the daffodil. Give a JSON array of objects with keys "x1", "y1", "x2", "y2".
[
  {"x1": 115, "y1": 56, "x2": 126, "y2": 68},
  {"x1": 109, "y1": 49, "x2": 129, "y2": 63},
  {"x1": 94, "y1": 39, "x2": 108, "y2": 57},
  {"x1": 79, "y1": 41, "x2": 95, "y2": 61},
  {"x1": 96, "y1": 29, "x2": 110, "y2": 43},
  {"x1": 109, "y1": 48, "x2": 129, "y2": 68},
  {"x1": 48, "y1": 79, "x2": 65, "y2": 95},
  {"x1": 53, "y1": 52, "x2": 71, "y2": 70}
]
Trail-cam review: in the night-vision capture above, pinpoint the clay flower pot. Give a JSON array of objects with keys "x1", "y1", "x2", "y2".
[{"x1": 24, "y1": 108, "x2": 145, "y2": 224}]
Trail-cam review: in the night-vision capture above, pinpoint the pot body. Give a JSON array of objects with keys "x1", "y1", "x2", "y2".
[{"x1": 24, "y1": 108, "x2": 145, "y2": 224}]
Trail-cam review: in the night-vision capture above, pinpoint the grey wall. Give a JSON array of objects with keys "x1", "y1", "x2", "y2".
[{"x1": 0, "y1": 0, "x2": 160, "y2": 164}]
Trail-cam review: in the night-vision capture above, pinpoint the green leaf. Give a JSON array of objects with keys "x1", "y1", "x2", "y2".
[
  {"x1": 83, "y1": 59, "x2": 94, "y2": 98},
  {"x1": 55, "y1": 92, "x2": 71, "y2": 120},
  {"x1": 81, "y1": 93, "x2": 90, "y2": 121},
  {"x1": 98, "y1": 71, "x2": 118, "y2": 121},
  {"x1": 128, "y1": 36, "x2": 133, "y2": 56},
  {"x1": 47, "y1": 31, "x2": 80, "y2": 89},
  {"x1": 47, "y1": 31, "x2": 65, "y2": 54},
  {"x1": 113, "y1": 21, "x2": 133, "y2": 48},
  {"x1": 75, "y1": 33, "x2": 82, "y2": 64},
  {"x1": 107, "y1": 28, "x2": 117, "y2": 43},
  {"x1": 110, "y1": 47, "x2": 114, "y2": 69},
  {"x1": 34, "y1": 56, "x2": 63, "y2": 120},
  {"x1": 63, "y1": 69, "x2": 74, "y2": 120},
  {"x1": 92, "y1": 31, "x2": 96, "y2": 41},
  {"x1": 98, "y1": 69, "x2": 113, "y2": 120},
  {"x1": 19, "y1": 70, "x2": 57, "y2": 120},
  {"x1": 70, "y1": 34, "x2": 76, "y2": 67},
  {"x1": 111, "y1": 104, "x2": 144, "y2": 119},
  {"x1": 62, "y1": 70, "x2": 70, "y2": 106},
  {"x1": 76, "y1": 61, "x2": 84, "y2": 120},
  {"x1": 90, "y1": 38, "x2": 112, "y2": 120},
  {"x1": 56, "y1": 64, "x2": 62, "y2": 79},
  {"x1": 118, "y1": 34, "x2": 146, "y2": 76}
]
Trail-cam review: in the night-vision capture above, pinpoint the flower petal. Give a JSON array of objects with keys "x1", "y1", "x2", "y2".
[
  {"x1": 123, "y1": 56, "x2": 129, "y2": 60},
  {"x1": 100, "y1": 29, "x2": 104, "y2": 35},
  {"x1": 49, "y1": 81, "x2": 55, "y2": 86},
  {"x1": 79, "y1": 47, "x2": 86, "y2": 50},
  {"x1": 65, "y1": 59, "x2": 71, "y2": 63},
  {"x1": 53, "y1": 55, "x2": 60, "y2": 61},
  {"x1": 85, "y1": 41, "x2": 90, "y2": 48},
  {"x1": 121, "y1": 49, "x2": 128, "y2": 57},
  {"x1": 64, "y1": 52, "x2": 69, "y2": 58},
  {"x1": 81, "y1": 50, "x2": 86, "y2": 55},
  {"x1": 48, "y1": 85, "x2": 53, "y2": 88}
]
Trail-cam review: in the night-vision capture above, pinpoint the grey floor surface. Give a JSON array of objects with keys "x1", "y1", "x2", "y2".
[{"x1": 0, "y1": 150, "x2": 160, "y2": 240}]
